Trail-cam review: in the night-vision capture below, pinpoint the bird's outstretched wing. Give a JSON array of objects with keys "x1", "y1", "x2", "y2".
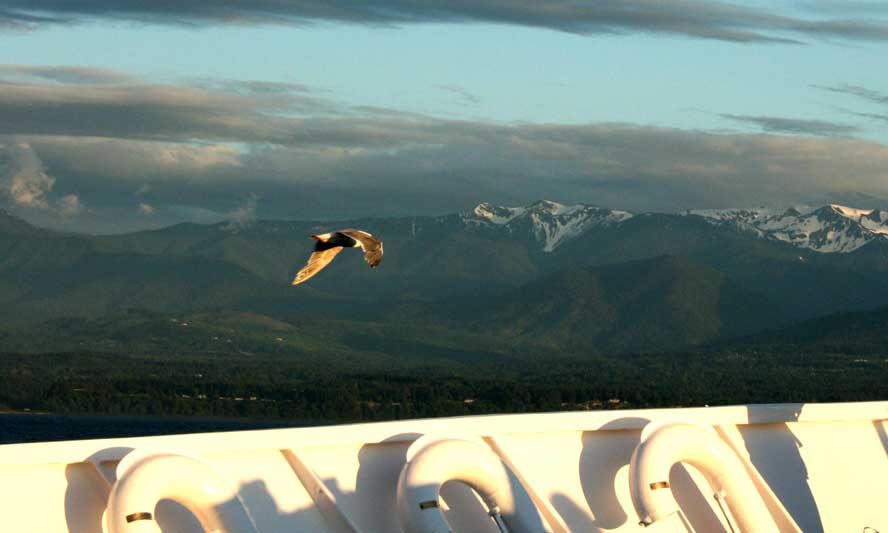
[
  {"x1": 291, "y1": 247, "x2": 343, "y2": 285},
  {"x1": 342, "y1": 229, "x2": 383, "y2": 268},
  {"x1": 363, "y1": 246, "x2": 383, "y2": 268}
]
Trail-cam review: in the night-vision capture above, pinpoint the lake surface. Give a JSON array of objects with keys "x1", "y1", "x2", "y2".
[{"x1": 0, "y1": 413, "x2": 320, "y2": 444}]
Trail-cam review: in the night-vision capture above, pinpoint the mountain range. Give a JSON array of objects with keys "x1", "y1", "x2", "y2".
[
  {"x1": 2, "y1": 200, "x2": 888, "y2": 360},
  {"x1": 688, "y1": 204, "x2": 888, "y2": 253}
]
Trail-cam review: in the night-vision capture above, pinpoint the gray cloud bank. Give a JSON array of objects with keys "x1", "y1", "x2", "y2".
[
  {"x1": 3, "y1": 66, "x2": 888, "y2": 233},
  {"x1": 3, "y1": 1, "x2": 888, "y2": 43}
]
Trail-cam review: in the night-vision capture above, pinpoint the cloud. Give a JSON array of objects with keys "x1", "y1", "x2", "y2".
[
  {"x1": 224, "y1": 194, "x2": 259, "y2": 229},
  {"x1": 0, "y1": 64, "x2": 133, "y2": 84},
  {"x1": 0, "y1": 142, "x2": 87, "y2": 217},
  {"x1": 801, "y1": 2, "x2": 888, "y2": 16},
  {"x1": 845, "y1": 109, "x2": 888, "y2": 125},
  {"x1": 253, "y1": 123, "x2": 888, "y2": 214},
  {"x1": 0, "y1": 81, "x2": 281, "y2": 142},
  {"x1": 814, "y1": 84, "x2": 888, "y2": 127},
  {"x1": 192, "y1": 78, "x2": 315, "y2": 96},
  {"x1": 5, "y1": 67, "x2": 888, "y2": 232},
  {"x1": 0, "y1": 6, "x2": 64, "y2": 29},
  {"x1": 0, "y1": 142, "x2": 55, "y2": 208},
  {"x1": 718, "y1": 113, "x2": 859, "y2": 137},
  {"x1": 24, "y1": 137, "x2": 242, "y2": 178},
  {"x1": 0, "y1": 74, "x2": 485, "y2": 150},
  {"x1": 27, "y1": 121, "x2": 888, "y2": 229},
  {"x1": 58, "y1": 193, "x2": 82, "y2": 215},
  {"x1": 814, "y1": 84, "x2": 888, "y2": 105},
  {"x1": 3, "y1": 1, "x2": 888, "y2": 43},
  {"x1": 0, "y1": 70, "x2": 370, "y2": 144},
  {"x1": 434, "y1": 84, "x2": 480, "y2": 106}
]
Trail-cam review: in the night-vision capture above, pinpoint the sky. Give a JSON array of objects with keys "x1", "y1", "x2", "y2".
[{"x1": 2, "y1": 1, "x2": 888, "y2": 233}]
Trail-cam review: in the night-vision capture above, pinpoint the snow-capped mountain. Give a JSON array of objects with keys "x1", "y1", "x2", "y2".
[
  {"x1": 464, "y1": 200, "x2": 633, "y2": 252},
  {"x1": 464, "y1": 200, "x2": 888, "y2": 254},
  {"x1": 687, "y1": 204, "x2": 888, "y2": 253}
]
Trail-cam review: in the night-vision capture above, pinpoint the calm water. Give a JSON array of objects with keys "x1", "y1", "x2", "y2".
[{"x1": 0, "y1": 413, "x2": 320, "y2": 444}]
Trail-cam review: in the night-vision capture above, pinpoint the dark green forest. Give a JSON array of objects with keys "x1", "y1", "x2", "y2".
[{"x1": 3, "y1": 345, "x2": 886, "y2": 422}]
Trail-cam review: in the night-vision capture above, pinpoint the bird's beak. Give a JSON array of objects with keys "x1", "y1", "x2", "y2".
[{"x1": 310, "y1": 235, "x2": 320, "y2": 240}]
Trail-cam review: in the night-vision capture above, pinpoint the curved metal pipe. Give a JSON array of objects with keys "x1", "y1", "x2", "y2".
[
  {"x1": 397, "y1": 438, "x2": 540, "y2": 533},
  {"x1": 105, "y1": 453, "x2": 257, "y2": 533},
  {"x1": 629, "y1": 423, "x2": 776, "y2": 531}
]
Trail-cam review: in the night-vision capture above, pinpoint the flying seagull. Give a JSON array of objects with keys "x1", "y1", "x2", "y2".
[{"x1": 291, "y1": 229, "x2": 383, "y2": 285}]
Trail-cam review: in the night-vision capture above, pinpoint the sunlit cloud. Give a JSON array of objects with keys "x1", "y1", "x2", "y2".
[
  {"x1": 0, "y1": 142, "x2": 55, "y2": 209},
  {"x1": 58, "y1": 193, "x2": 82, "y2": 216},
  {"x1": 25, "y1": 137, "x2": 243, "y2": 178}
]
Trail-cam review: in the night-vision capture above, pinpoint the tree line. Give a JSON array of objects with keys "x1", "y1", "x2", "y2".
[{"x1": 2, "y1": 348, "x2": 886, "y2": 422}]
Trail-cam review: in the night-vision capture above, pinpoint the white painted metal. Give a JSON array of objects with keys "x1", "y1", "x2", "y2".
[
  {"x1": 396, "y1": 437, "x2": 543, "y2": 533},
  {"x1": 629, "y1": 422, "x2": 778, "y2": 531},
  {"x1": 104, "y1": 453, "x2": 257, "y2": 533},
  {"x1": 0, "y1": 402, "x2": 885, "y2": 533}
]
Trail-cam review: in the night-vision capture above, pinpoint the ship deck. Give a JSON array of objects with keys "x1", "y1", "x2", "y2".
[{"x1": 1, "y1": 402, "x2": 886, "y2": 532}]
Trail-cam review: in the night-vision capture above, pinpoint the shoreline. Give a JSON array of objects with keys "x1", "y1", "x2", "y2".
[
  {"x1": 0, "y1": 412, "x2": 332, "y2": 446},
  {"x1": 0, "y1": 410, "x2": 331, "y2": 425}
]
